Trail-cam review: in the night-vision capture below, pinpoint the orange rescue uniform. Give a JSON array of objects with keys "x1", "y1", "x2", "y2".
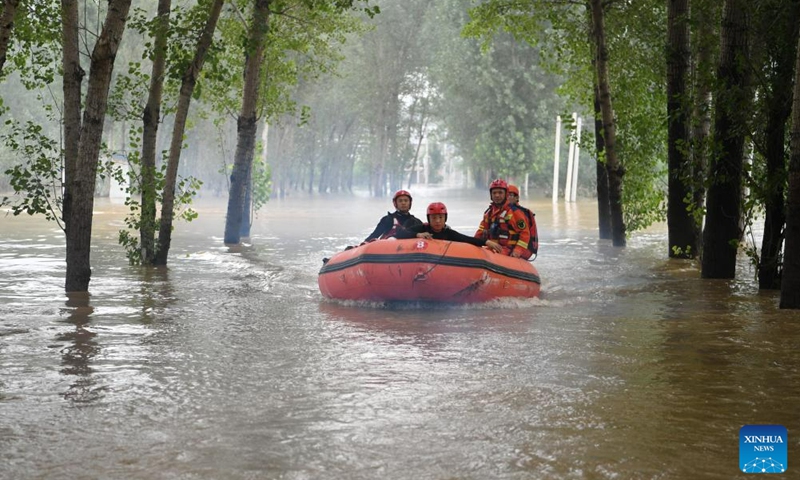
[{"x1": 475, "y1": 201, "x2": 532, "y2": 259}]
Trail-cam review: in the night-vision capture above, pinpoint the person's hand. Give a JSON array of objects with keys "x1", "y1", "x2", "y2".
[
  {"x1": 417, "y1": 232, "x2": 432, "y2": 239},
  {"x1": 485, "y1": 240, "x2": 501, "y2": 253},
  {"x1": 511, "y1": 250, "x2": 521, "y2": 258}
]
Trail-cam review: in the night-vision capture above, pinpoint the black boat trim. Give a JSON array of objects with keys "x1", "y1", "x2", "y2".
[{"x1": 318, "y1": 252, "x2": 540, "y2": 284}]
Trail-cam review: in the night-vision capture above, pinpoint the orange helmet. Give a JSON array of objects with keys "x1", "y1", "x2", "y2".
[
  {"x1": 392, "y1": 189, "x2": 412, "y2": 208},
  {"x1": 508, "y1": 185, "x2": 520, "y2": 196},
  {"x1": 489, "y1": 179, "x2": 508, "y2": 191},
  {"x1": 426, "y1": 202, "x2": 448, "y2": 222}
]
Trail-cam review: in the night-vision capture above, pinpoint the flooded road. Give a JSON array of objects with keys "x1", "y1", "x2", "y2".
[{"x1": 1, "y1": 187, "x2": 799, "y2": 479}]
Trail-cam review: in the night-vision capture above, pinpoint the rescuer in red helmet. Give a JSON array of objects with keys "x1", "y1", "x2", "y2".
[
  {"x1": 364, "y1": 189, "x2": 423, "y2": 242},
  {"x1": 474, "y1": 179, "x2": 532, "y2": 259},
  {"x1": 507, "y1": 184, "x2": 539, "y2": 257},
  {"x1": 395, "y1": 202, "x2": 502, "y2": 253}
]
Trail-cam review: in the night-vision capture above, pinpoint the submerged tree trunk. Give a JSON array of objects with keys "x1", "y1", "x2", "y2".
[
  {"x1": 154, "y1": 0, "x2": 224, "y2": 265},
  {"x1": 63, "y1": 0, "x2": 132, "y2": 292},
  {"x1": 407, "y1": 107, "x2": 429, "y2": 190},
  {"x1": 240, "y1": 170, "x2": 252, "y2": 239},
  {"x1": 690, "y1": 4, "x2": 715, "y2": 259},
  {"x1": 589, "y1": 13, "x2": 610, "y2": 240},
  {"x1": 666, "y1": 0, "x2": 696, "y2": 258},
  {"x1": 61, "y1": 0, "x2": 82, "y2": 237},
  {"x1": 781, "y1": 16, "x2": 800, "y2": 309},
  {"x1": 757, "y1": 5, "x2": 799, "y2": 290},
  {"x1": 702, "y1": 0, "x2": 751, "y2": 279},
  {"x1": 224, "y1": 0, "x2": 270, "y2": 245},
  {"x1": 593, "y1": 84, "x2": 611, "y2": 239},
  {"x1": 140, "y1": 0, "x2": 171, "y2": 265},
  {"x1": 0, "y1": 0, "x2": 19, "y2": 75},
  {"x1": 590, "y1": 0, "x2": 625, "y2": 246}
]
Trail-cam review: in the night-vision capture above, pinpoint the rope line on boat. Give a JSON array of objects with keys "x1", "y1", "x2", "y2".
[
  {"x1": 412, "y1": 240, "x2": 452, "y2": 282},
  {"x1": 318, "y1": 251, "x2": 541, "y2": 284}
]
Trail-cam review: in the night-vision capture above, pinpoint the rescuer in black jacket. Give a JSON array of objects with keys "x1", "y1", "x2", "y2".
[{"x1": 364, "y1": 189, "x2": 423, "y2": 242}]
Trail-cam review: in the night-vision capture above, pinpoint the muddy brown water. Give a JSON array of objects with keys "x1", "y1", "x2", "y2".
[{"x1": 2, "y1": 186, "x2": 798, "y2": 479}]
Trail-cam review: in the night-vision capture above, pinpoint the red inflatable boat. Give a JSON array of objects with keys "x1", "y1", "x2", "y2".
[{"x1": 318, "y1": 238, "x2": 541, "y2": 303}]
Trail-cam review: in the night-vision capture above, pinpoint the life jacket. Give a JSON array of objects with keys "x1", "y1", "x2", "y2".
[
  {"x1": 380, "y1": 211, "x2": 420, "y2": 239},
  {"x1": 512, "y1": 204, "x2": 538, "y2": 255},
  {"x1": 481, "y1": 204, "x2": 520, "y2": 248}
]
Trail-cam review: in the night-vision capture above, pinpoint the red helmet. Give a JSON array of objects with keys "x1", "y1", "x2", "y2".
[
  {"x1": 426, "y1": 202, "x2": 448, "y2": 222},
  {"x1": 392, "y1": 189, "x2": 412, "y2": 208},
  {"x1": 489, "y1": 179, "x2": 508, "y2": 191},
  {"x1": 508, "y1": 184, "x2": 520, "y2": 196}
]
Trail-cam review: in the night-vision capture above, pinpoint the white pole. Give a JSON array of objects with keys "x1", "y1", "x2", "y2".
[
  {"x1": 424, "y1": 136, "x2": 429, "y2": 185},
  {"x1": 552, "y1": 115, "x2": 562, "y2": 203},
  {"x1": 524, "y1": 172, "x2": 529, "y2": 198},
  {"x1": 565, "y1": 113, "x2": 576, "y2": 202},
  {"x1": 570, "y1": 116, "x2": 582, "y2": 202}
]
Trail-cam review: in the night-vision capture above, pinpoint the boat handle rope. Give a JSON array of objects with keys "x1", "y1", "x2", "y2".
[{"x1": 412, "y1": 240, "x2": 453, "y2": 282}]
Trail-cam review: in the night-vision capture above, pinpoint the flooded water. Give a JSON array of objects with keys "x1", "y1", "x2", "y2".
[{"x1": 1, "y1": 186, "x2": 799, "y2": 479}]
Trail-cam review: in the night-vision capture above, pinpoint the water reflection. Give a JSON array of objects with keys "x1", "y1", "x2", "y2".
[
  {"x1": 4, "y1": 192, "x2": 800, "y2": 479},
  {"x1": 56, "y1": 292, "x2": 102, "y2": 403},
  {"x1": 138, "y1": 266, "x2": 176, "y2": 322}
]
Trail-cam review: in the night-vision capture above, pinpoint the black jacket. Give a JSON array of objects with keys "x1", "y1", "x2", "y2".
[
  {"x1": 364, "y1": 211, "x2": 423, "y2": 242},
  {"x1": 395, "y1": 223, "x2": 488, "y2": 248}
]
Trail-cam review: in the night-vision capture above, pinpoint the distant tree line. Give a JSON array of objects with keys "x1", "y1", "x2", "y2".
[{"x1": 0, "y1": 0, "x2": 799, "y2": 309}]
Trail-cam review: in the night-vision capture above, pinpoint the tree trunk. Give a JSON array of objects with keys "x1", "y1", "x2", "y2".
[
  {"x1": 61, "y1": 0, "x2": 82, "y2": 236},
  {"x1": 372, "y1": 108, "x2": 390, "y2": 197},
  {"x1": 0, "y1": 0, "x2": 19, "y2": 75},
  {"x1": 154, "y1": 0, "x2": 224, "y2": 265},
  {"x1": 224, "y1": 0, "x2": 270, "y2": 245},
  {"x1": 757, "y1": 5, "x2": 800, "y2": 290},
  {"x1": 666, "y1": 0, "x2": 696, "y2": 258},
  {"x1": 781, "y1": 11, "x2": 800, "y2": 309},
  {"x1": 239, "y1": 168, "x2": 252, "y2": 239},
  {"x1": 701, "y1": 0, "x2": 751, "y2": 279},
  {"x1": 140, "y1": 0, "x2": 171, "y2": 265},
  {"x1": 590, "y1": 0, "x2": 625, "y2": 246},
  {"x1": 407, "y1": 112, "x2": 428, "y2": 190},
  {"x1": 593, "y1": 84, "x2": 611, "y2": 239},
  {"x1": 307, "y1": 131, "x2": 316, "y2": 194},
  {"x1": 690, "y1": 4, "x2": 715, "y2": 259},
  {"x1": 63, "y1": 0, "x2": 132, "y2": 293}
]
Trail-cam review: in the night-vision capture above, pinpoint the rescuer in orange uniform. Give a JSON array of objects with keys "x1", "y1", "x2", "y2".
[
  {"x1": 474, "y1": 179, "x2": 532, "y2": 259},
  {"x1": 507, "y1": 184, "x2": 538, "y2": 257}
]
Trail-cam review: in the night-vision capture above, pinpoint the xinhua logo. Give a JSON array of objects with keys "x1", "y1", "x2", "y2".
[{"x1": 740, "y1": 425, "x2": 788, "y2": 474}]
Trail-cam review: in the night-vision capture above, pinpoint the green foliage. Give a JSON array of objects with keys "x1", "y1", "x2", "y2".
[
  {"x1": 739, "y1": 157, "x2": 765, "y2": 276},
  {"x1": 3, "y1": 0, "x2": 62, "y2": 87},
  {"x1": 0, "y1": 119, "x2": 63, "y2": 227},
  {"x1": 115, "y1": 149, "x2": 203, "y2": 265},
  {"x1": 202, "y1": 0, "x2": 367, "y2": 125},
  {"x1": 108, "y1": 63, "x2": 151, "y2": 123},
  {"x1": 251, "y1": 154, "x2": 272, "y2": 215},
  {"x1": 465, "y1": 0, "x2": 668, "y2": 233},
  {"x1": 741, "y1": 228, "x2": 762, "y2": 277},
  {"x1": 671, "y1": 244, "x2": 693, "y2": 257},
  {"x1": 429, "y1": 0, "x2": 565, "y2": 186}
]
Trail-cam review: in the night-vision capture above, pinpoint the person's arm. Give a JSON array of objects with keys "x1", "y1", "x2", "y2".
[
  {"x1": 395, "y1": 215, "x2": 423, "y2": 236},
  {"x1": 444, "y1": 228, "x2": 488, "y2": 247},
  {"x1": 364, "y1": 215, "x2": 392, "y2": 242},
  {"x1": 394, "y1": 223, "x2": 424, "y2": 239}
]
